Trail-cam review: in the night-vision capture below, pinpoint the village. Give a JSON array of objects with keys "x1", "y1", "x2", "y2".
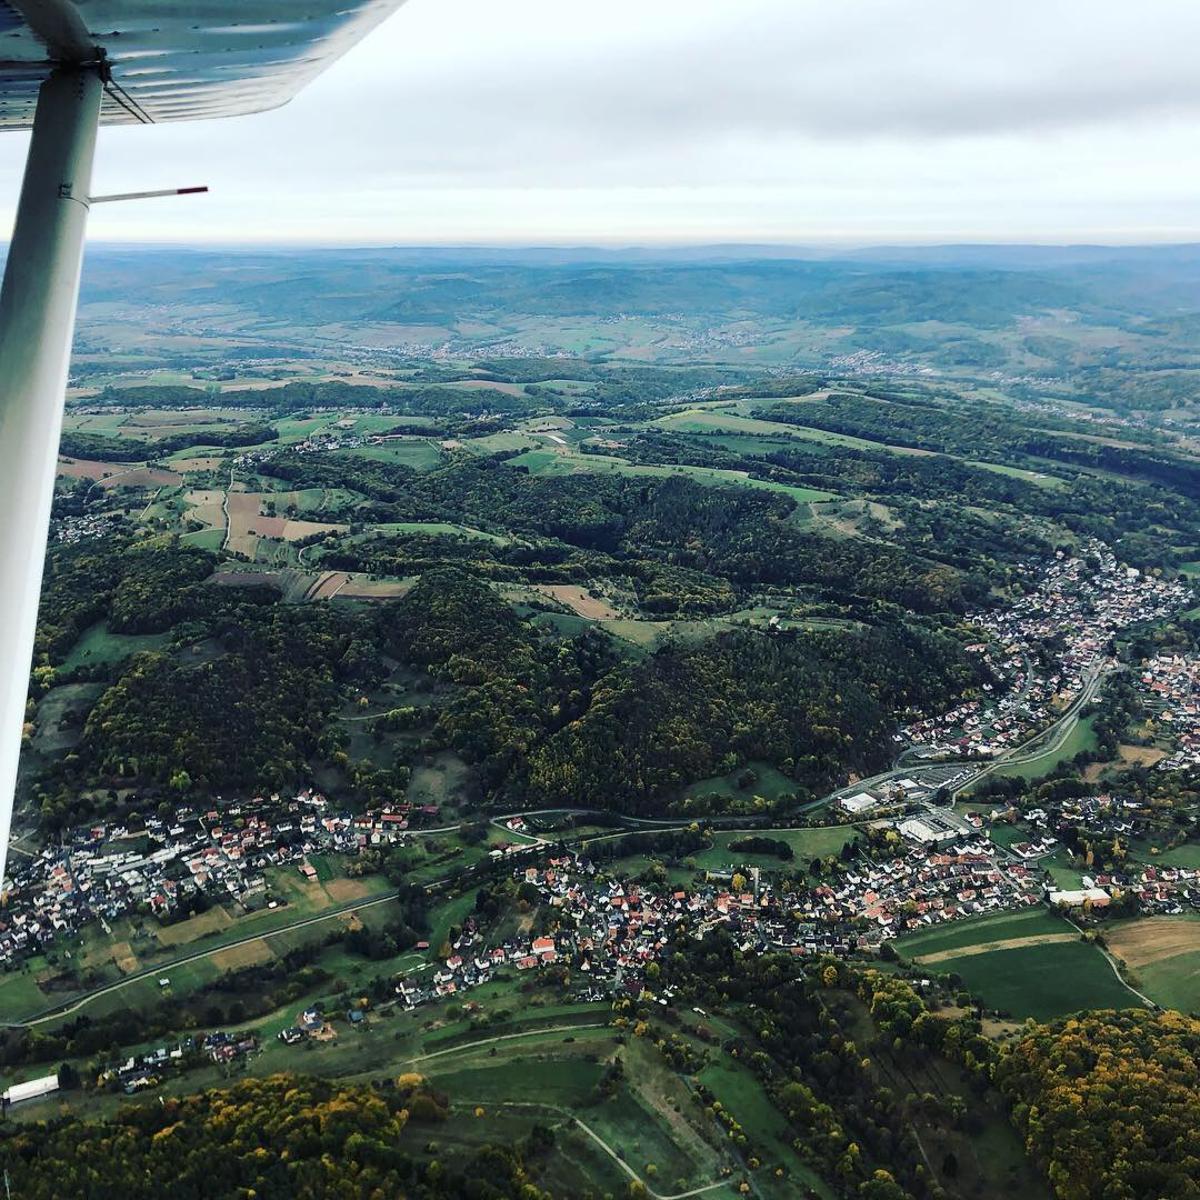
[
  {"x1": 1137, "y1": 651, "x2": 1200, "y2": 771},
  {"x1": 11, "y1": 788, "x2": 1200, "y2": 1107},
  {"x1": 0, "y1": 790, "x2": 478, "y2": 969},
  {"x1": 900, "y1": 542, "x2": 1190, "y2": 759}
]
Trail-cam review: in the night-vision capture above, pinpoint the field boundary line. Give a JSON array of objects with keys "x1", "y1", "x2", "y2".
[
  {"x1": 1062, "y1": 915, "x2": 1156, "y2": 1008},
  {"x1": 913, "y1": 931, "x2": 1079, "y2": 965},
  {"x1": 6, "y1": 888, "x2": 401, "y2": 1028},
  {"x1": 449, "y1": 1098, "x2": 732, "y2": 1200},
  {"x1": 405, "y1": 1022, "x2": 607, "y2": 1063}
]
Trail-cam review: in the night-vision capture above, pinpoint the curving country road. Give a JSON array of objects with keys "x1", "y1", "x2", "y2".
[
  {"x1": 4, "y1": 887, "x2": 404, "y2": 1028},
  {"x1": 6, "y1": 663, "x2": 1113, "y2": 1029}
]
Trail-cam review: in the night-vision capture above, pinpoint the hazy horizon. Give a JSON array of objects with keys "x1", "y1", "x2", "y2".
[{"x1": 54, "y1": 238, "x2": 1200, "y2": 255}]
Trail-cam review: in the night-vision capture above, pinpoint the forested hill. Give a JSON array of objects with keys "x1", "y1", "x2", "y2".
[
  {"x1": 27, "y1": 541, "x2": 984, "y2": 829},
  {"x1": 996, "y1": 1009, "x2": 1200, "y2": 1200},
  {"x1": 384, "y1": 569, "x2": 983, "y2": 813},
  {"x1": 0, "y1": 1073, "x2": 546, "y2": 1199}
]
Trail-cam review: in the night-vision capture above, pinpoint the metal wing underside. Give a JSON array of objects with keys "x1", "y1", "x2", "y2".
[{"x1": 0, "y1": 0, "x2": 405, "y2": 128}]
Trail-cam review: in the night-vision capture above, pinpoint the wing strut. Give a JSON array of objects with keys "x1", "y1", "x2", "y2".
[{"x1": 0, "y1": 66, "x2": 102, "y2": 891}]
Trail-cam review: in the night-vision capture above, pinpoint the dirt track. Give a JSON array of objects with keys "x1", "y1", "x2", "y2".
[{"x1": 913, "y1": 931, "x2": 1079, "y2": 965}]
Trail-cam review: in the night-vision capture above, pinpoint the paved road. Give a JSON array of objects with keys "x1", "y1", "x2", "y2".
[
  {"x1": 4, "y1": 887, "x2": 404, "y2": 1028},
  {"x1": 8, "y1": 662, "x2": 1114, "y2": 1028}
]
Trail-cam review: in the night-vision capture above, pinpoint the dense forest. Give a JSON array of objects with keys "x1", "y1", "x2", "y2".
[
  {"x1": 758, "y1": 394, "x2": 1200, "y2": 502},
  {"x1": 382, "y1": 570, "x2": 981, "y2": 812},
  {"x1": 524, "y1": 619, "x2": 980, "y2": 812},
  {"x1": 996, "y1": 1009, "x2": 1200, "y2": 1200},
  {"x1": 0, "y1": 1073, "x2": 550, "y2": 1199},
  {"x1": 268, "y1": 454, "x2": 978, "y2": 612},
  {"x1": 27, "y1": 536, "x2": 982, "y2": 827}
]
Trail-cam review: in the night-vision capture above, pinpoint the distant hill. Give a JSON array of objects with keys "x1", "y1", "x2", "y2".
[{"x1": 67, "y1": 243, "x2": 1200, "y2": 408}]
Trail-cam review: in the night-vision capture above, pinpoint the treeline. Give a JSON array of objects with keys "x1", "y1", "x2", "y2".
[
  {"x1": 758, "y1": 393, "x2": 1200, "y2": 500},
  {"x1": 0, "y1": 1073, "x2": 552, "y2": 1199},
  {"x1": 607, "y1": 418, "x2": 1200, "y2": 574},
  {"x1": 729, "y1": 834, "x2": 794, "y2": 859},
  {"x1": 266, "y1": 453, "x2": 977, "y2": 613},
  {"x1": 655, "y1": 931, "x2": 970, "y2": 1199},
  {"x1": 58, "y1": 423, "x2": 277, "y2": 462}
]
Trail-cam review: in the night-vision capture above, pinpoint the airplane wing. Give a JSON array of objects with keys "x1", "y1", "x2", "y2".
[
  {"x1": 0, "y1": 0, "x2": 408, "y2": 892},
  {"x1": 0, "y1": 0, "x2": 406, "y2": 126}
]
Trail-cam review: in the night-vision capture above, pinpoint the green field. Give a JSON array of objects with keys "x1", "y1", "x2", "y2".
[
  {"x1": 1105, "y1": 916, "x2": 1200, "y2": 1012},
  {"x1": 983, "y1": 821, "x2": 1030, "y2": 850},
  {"x1": 1040, "y1": 850, "x2": 1087, "y2": 890},
  {"x1": 897, "y1": 909, "x2": 1141, "y2": 1020},
  {"x1": 1129, "y1": 950, "x2": 1200, "y2": 1012},
  {"x1": 463, "y1": 431, "x2": 542, "y2": 454},
  {"x1": 333, "y1": 441, "x2": 444, "y2": 471},
  {"x1": 967, "y1": 460, "x2": 1067, "y2": 490},
  {"x1": 59, "y1": 623, "x2": 171, "y2": 671},
  {"x1": 895, "y1": 907, "x2": 1073, "y2": 958},
  {"x1": 690, "y1": 432, "x2": 809, "y2": 458},
  {"x1": 698, "y1": 1057, "x2": 834, "y2": 1198},
  {"x1": 506, "y1": 447, "x2": 834, "y2": 503},
  {"x1": 365, "y1": 521, "x2": 508, "y2": 544},
  {"x1": 692, "y1": 826, "x2": 860, "y2": 872},
  {"x1": 653, "y1": 409, "x2": 820, "y2": 438},
  {"x1": 657, "y1": 403, "x2": 932, "y2": 462},
  {"x1": 180, "y1": 528, "x2": 225, "y2": 551},
  {"x1": 931, "y1": 941, "x2": 1142, "y2": 1020},
  {"x1": 993, "y1": 713, "x2": 1100, "y2": 781},
  {"x1": 426, "y1": 1057, "x2": 605, "y2": 1107},
  {"x1": 1154, "y1": 842, "x2": 1200, "y2": 868},
  {"x1": 273, "y1": 415, "x2": 340, "y2": 442},
  {"x1": 583, "y1": 1088, "x2": 709, "y2": 1191},
  {"x1": 680, "y1": 762, "x2": 798, "y2": 809}
]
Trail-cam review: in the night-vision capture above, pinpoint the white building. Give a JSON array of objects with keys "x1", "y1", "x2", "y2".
[
  {"x1": 3, "y1": 1074, "x2": 59, "y2": 1105},
  {"x1": 840, "y1": 792, "x2": 878, "y2": 815}
]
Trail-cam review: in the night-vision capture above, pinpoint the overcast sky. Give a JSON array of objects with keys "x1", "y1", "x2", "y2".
[{"x1": 7, "y1": 0, "x2": 1200, "y2": 245}]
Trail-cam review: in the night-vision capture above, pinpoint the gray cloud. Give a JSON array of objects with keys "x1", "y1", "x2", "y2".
[{"x1": 3, "y1": 0, "x2": 1199, "y2": 241}]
